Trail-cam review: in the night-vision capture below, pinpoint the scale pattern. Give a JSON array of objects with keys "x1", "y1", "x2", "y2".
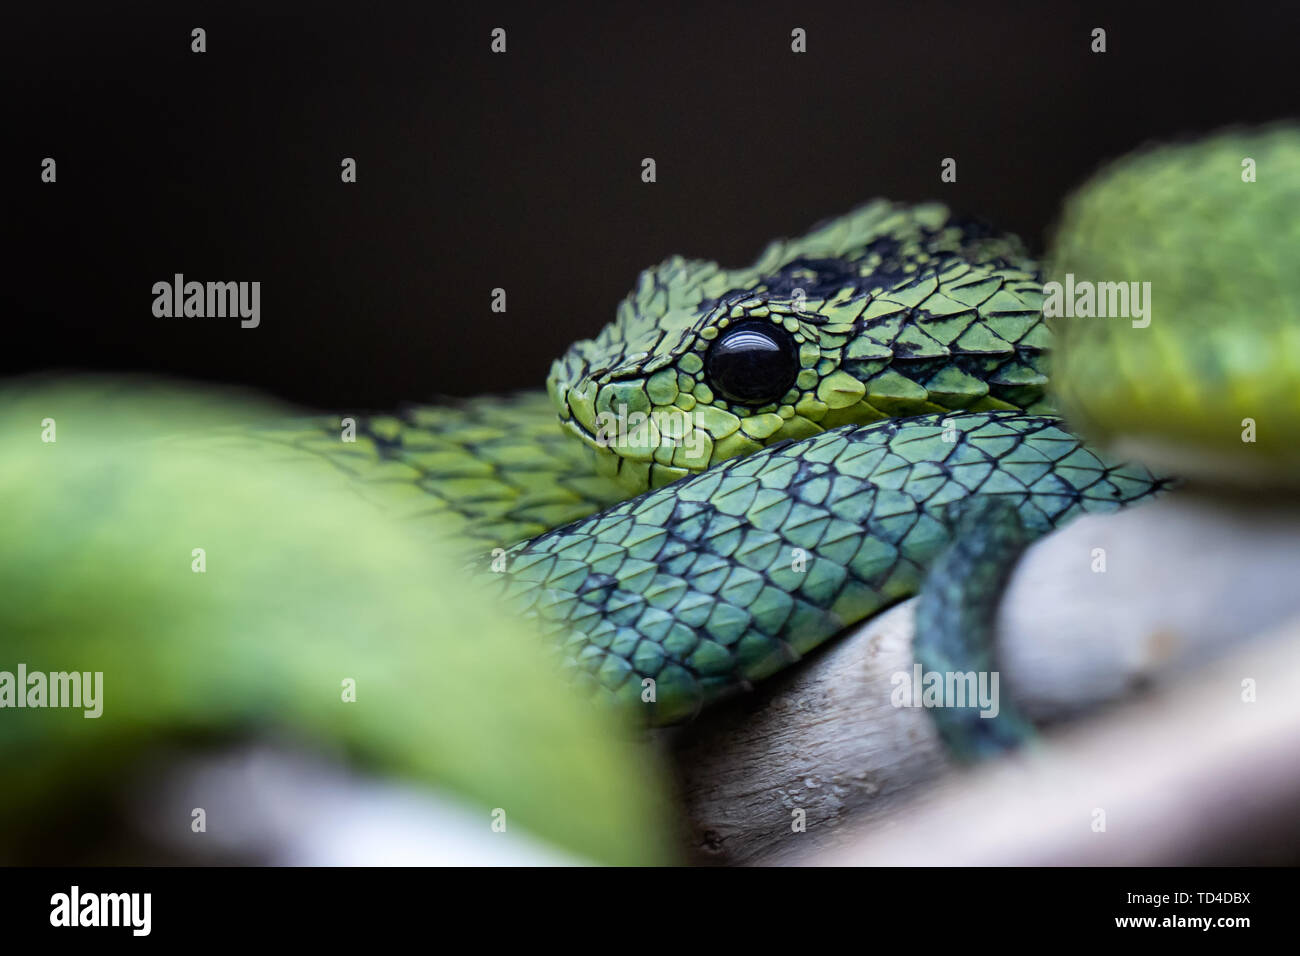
[
  {"x1": 1049, "y1": 124, "x2": 1300, "y2": 484},
  {"x1": 491, "y1": 411, "x2": 1166, "y2": 724},
  {"x1": 189, "y1": 392, "x2": 626, "y2": 549},
  {"x1": 548, "y1": 200, "x2": 1050, "y2": 492}
]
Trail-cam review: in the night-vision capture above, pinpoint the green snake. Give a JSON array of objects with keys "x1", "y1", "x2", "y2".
[
  {"x1": 3, "y1": 126, "x2": 1296, "y2": 863},
  {"x1": 244, "y1": 151, "x2": 1293, "y2": 728},
  {"x1": 230, "y1": 127, "x2": 1300, "y2": 731}
]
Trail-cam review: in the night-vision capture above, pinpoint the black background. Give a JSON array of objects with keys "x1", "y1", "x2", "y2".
[{"x1": 8, "y1": 1, "x2": 1299, "y2": 412}]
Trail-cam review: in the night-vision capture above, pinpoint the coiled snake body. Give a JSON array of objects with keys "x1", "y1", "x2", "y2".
[
  {"x1": 5, "y1": 127, "x2": 1296, "y2": 861},
  {"x1": 237, "y1": 127, "x2": 1300, "y2": 733},
  {"x1": 261, "y1": 201, "x2": 1174, "y2": 727}
]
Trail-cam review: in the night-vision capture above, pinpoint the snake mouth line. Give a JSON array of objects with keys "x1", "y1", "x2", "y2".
[
  {"x1": 556, "y1": 404, "x2": 715, "y2": 487},
  {"x1": 547, "y1": 359, "x2": 723, "y2": 489}
]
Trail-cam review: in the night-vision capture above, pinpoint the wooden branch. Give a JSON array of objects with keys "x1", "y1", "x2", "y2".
[
  {"x1": 669, "y1": 495, "x2": 1300, "y2": 865},
  {"x1": 799, "y1": 617, "x2": 1300, "y2": 865},
  {"x1": 667, "y1": 600, "x2": 952, "y2": 865}
]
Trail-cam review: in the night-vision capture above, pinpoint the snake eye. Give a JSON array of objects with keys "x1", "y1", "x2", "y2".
[{"x1": 704, "y1": 321, "x2": 800, "y2": 406}]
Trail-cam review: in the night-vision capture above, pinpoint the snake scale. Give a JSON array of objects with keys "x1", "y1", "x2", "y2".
[
  {"x1": 239, "y1": 202, "x2": 1181, "y2": 726},
  {"x1": 221, "y1": 126, "x2": 1300, "y2": 733}
]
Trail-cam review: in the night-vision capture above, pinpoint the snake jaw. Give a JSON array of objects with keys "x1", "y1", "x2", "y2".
[{"x1": 547, "y1": 354, "x2": 696, "y2": 491}]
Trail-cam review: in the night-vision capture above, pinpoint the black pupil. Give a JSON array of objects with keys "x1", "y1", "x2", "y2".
[{"x1": 704, "y1": 322, "x2": 798, "y2": 406}]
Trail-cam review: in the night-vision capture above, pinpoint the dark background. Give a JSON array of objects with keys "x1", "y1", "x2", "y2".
[{"x1": 8, "y1": 1, "x2": 1299, "y2": 412}]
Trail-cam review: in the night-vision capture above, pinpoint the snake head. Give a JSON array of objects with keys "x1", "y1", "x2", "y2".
[{"x1": 548, "y1": 200, "x2": 1053, "y2": 492}]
